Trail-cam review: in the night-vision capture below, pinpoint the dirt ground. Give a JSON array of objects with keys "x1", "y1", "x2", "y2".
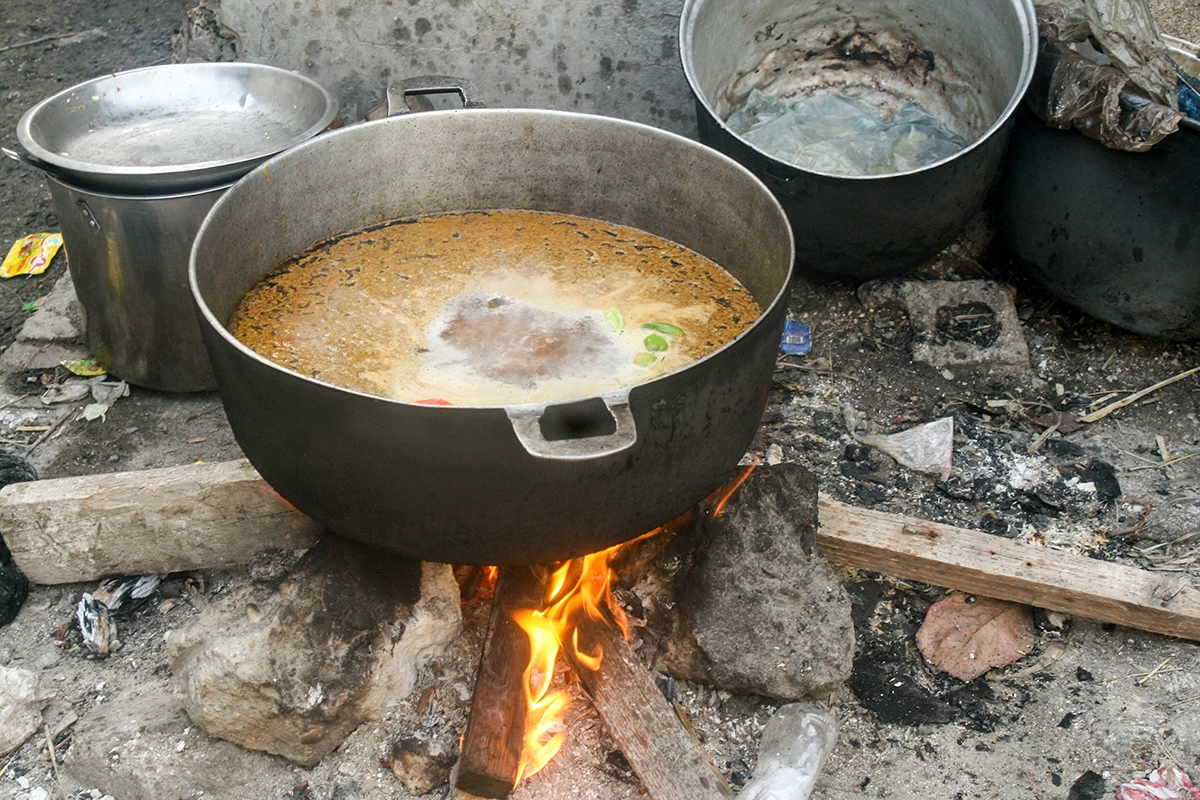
[{"x1": 1, "y1": 2, "x2": 1199, "y2": 800}]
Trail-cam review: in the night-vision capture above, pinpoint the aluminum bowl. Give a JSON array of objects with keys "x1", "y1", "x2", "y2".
[{"x1": 16, "y1": 62, "x2": 337, "y2": 194}]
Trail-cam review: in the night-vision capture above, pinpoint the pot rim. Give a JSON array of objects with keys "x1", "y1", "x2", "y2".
[
  {"x1": 678, "y1": 0, "x2": 1039, "y2": 181},
  {"x1": 16, "y1": 62, "x2": 338, "y2": 192},
  {"x1": 189, "y1": 107, "x2": 795, "y2": 414}
]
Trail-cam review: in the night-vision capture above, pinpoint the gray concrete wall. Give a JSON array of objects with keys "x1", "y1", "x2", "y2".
[{"x1": 219, "y1": 0, "x2": 699, "y2": 135}]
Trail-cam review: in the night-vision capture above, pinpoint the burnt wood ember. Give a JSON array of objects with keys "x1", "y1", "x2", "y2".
[
  {"x1": 568, "y1": 610, "x2": 735, "y2": 800},
  {"x1": 455, "y1": 566, "x2": 546, "y2": 798}
]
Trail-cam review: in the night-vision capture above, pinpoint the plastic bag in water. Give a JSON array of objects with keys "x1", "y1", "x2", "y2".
[{"x1": 726, "y1": 90, "x2": 967, "y2": 176}]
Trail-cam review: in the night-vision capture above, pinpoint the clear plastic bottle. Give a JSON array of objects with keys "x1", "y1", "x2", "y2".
[{"x1": 739, "y1": 703, "x2": 839, "y2": 800}]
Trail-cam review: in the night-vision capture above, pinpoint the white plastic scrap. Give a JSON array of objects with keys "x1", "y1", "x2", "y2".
[
  {"x1": 83, "y1": 378, "x2": 129, "y2": 422},
  {"x1": 854, "y1": 416, "x2": 955, "y2": 480},
  {"x1": 726, "y1": 89, "x2": 966, "y2": 176},
  {"x1": 39, "y1": 379, "x2": 91, "y2": 405}
]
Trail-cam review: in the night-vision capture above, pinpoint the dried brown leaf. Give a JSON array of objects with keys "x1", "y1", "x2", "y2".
[
  {"x1": 1031, "y1": 411, "x2": 1085, "y2": 435},
  {"x1": 916, "y1": 594, "x2": 1036, "y2": 681}
]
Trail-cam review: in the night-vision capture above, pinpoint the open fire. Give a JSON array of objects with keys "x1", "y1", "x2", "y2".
[
  {"x1": 457, "y1": 461, "x2": 760, "y2": 797},
  {"x1": 512, "y1": 546, "x2": 631, "y2": 782}
]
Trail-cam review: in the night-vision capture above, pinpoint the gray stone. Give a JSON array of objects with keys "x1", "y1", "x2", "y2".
[
  {"x1": 174, "y1": 0, "x2": 240, "y2": 63},
  {"x1": 0, "y1": 665, "x2": 55, "y2": 756},
  {"x1": 858, "y1": 279, "x2": 1030, "y2": 370},
  {"x1": 166, "y1": 536, "x2": 461, "y2": 766},
  {"x1": 21, "y1": 273, "x2": 83, "y2": 341},
  {"x1": 0, "y1": 273, "x2": 88, "y2": 373},
  {"x1": 653, "y1": 464, "x2": 855, "y2": 700},
  {"x1": 1166, "y1": 708, "x2": 1200, "y2": 768},
  {"x1": 213, "y1": 0, "x2": 698, "y2": 132},
  {"x1": 62, "y1": 682, "x2": 282, "y2": 800}
]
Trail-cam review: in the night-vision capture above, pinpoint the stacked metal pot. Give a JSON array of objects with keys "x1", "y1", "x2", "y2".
[{"x1": 6, "y1": 63, "x2": 337, "y2": 391}]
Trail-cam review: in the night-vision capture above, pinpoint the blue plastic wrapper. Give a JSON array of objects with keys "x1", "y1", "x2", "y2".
[
  {"x1": 1179, "y1": 74, "x2": 1200, "y2": 121},
  {"x1": 781, "y1": 320, "x2": 812, "y2": 356}
]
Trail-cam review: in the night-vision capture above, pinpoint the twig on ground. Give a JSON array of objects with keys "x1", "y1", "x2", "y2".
[
  {"x1": 24, "y1": 411, "x2": 75, "y2": 455},
  {"x1": 1137, "y1": 657, "x2": 1174, "y2": 685},
  {"x1": 0, "y1": 31, "x2": 81, "y2": 53},
  {"x1": 0, "y1": 393, "x2": 30, "y2": 411},
  {"x1": 1079, "y1": 366, "x2": 1200, "y2": 423},
  {"x1": 1026, "y1": 423, "x2": 1059, "y2": 454},
  {"x1": 43, "y1": 724, "x2": 67, "y2": 800},
  {"x1": 1105, "y1": 666, "x2": 1184, "y2": 683},
  {"x1": 1128, "y1": 451, "x2": 1200, "y2": 472}
]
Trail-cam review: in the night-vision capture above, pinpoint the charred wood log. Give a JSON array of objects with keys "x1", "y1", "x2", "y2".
[
  {"x1": 568, "y1": 612, "x2": 735, "y2": 800},
  {"x1": 454, "y1": 566, "x2": 546, "y2": 798}
]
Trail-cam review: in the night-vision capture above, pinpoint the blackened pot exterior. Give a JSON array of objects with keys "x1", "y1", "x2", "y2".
[
  {"x1": 190, "y1": 109, "x2": 794, "y2": 565},
  {"x1": 999, "y1": 109, "x2": 1200, "y2": 340}
]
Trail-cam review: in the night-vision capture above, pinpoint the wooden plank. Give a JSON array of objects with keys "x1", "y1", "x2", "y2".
[
  {"x1": 569, "y1": 614, "x2": 734, "y2": 800},
  {"x1": 0, "y1": 459, "x2": 321, "y2": 584},
  {"x1": 455, "y1": 566, "x2": 544, "y2": 798},
  {"x1": 816, "y1": 494, "x2": 1200, "y2": 642}
]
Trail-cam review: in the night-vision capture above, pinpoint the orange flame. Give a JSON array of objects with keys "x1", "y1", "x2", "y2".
[
  {"x1": 513, "y1": 544, "x2": 629, "y2": 782},
  {"x1": 711, "y1": 455, "x2": 760, "y2": 518}
]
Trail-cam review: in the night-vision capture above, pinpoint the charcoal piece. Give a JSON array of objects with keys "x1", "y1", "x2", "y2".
[
  {"x1": 846, "y1": 660, "x2": 955, "y2": 726},
  {"x1": 0, "y1": 452, "x2": 38, "y2": 488},
  {"x1": 388, "y1": 737, "x2": 454, "y2": 796},
  {"x1": 1067, "y1": 770, "x2": 1106, "y2": 800},
  {"x1": 1079, "y1": 460, "x2": 1121, "y2": 503}
]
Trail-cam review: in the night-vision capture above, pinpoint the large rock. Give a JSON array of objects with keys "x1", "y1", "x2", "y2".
[
  {"x1": 0, "y1": 666, "x2": 54, "y2": 756},
  {"x1": 63, "y1": 683, "x2": 281, "y2": 800},
  {"x1": 166, "y1": 535, "x2": 462, "y2": 765},
  {"x1": 653, "y1": 464, "x2": 855, "y2": 700}
]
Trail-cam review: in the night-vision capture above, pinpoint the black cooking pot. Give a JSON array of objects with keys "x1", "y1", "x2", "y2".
[
  {"x1": 999, "y1": 107, "x2": 1200, "y2": 340},
  {"x1": 190, "y1": 106, "x2": 794, "y2": 565}
]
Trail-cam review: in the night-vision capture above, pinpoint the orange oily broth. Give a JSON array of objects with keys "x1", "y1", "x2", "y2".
[{"x1": 228, "y1": 210, "x2": 762, "y2": 406}]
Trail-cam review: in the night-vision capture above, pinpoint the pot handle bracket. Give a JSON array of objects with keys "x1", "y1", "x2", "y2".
[
  {"x1": 386, "y1": 76, "x2": 486, "y2": 116},
  {"x1": 506, "y1": 390, "x2": 638, "y2": 461}
]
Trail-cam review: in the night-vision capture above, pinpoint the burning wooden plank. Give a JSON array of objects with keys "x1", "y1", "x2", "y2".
[
  {"x1": 568, "y1": 610, "x2": 735, "y2": 800},
  {"x1": 455, "y1": 566, "x2": 544, "y2": 798}
]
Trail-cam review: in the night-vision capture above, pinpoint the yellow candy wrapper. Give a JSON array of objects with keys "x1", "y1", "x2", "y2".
[
  {"x1": 61, "y1": 359, "x2": 107, "y2": 377},
  {"x1": 2, "y1": 233, "x2": 64, "y2": 278}
]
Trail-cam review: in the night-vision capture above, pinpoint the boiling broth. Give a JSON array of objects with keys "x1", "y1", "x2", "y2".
[{"x1": 229, "y1": 210, "x2": 762, "y2": 405}]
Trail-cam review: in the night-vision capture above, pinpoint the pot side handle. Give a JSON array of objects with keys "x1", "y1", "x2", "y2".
[
  {"x1": 386, "y1": 76, "x2": 486, "y2": 116},
  {"x1": 2, "y1": 146, "x2": 52, "y2": 174},
  {"x1": 505, "y1": 391, "x2": 638, "y2": 461}
]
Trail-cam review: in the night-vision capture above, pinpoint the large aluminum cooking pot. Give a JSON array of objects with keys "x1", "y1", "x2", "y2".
[
  {"x1": 13, "y1": 63, "x2": 337, "y2": 194},
  {"x1": 680, "y1": 0, "x2": 1037, "y2": 282},
  {"x1": 190, "y1": 104, "x2": 794, "y2": 565},
  {"x1": 48, "y1": 176, "x2": 228, "y2": 391}
]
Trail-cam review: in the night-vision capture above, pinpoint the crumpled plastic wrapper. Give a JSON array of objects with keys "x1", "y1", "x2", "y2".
[
  {"x1": 1030, "y1": 0, "x2": 1185, "y2": 151},
  {"x1": 1116, "y1": 764, "x2": 1200, "y2": 800},
  {"x1": 853, "y1": 416, "x2": 955, "y2": 481}
]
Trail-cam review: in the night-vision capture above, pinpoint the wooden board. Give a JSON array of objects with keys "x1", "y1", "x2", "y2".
[
  {"x1": 569, "y1": 615, "x2": 734, "y2": 800},
  {"x1": 0, "y1": 459, "x2": 321, "y2": 584},
  {"x1": 816, "y1": 494, "x2": 1200, "y2": 642}
]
